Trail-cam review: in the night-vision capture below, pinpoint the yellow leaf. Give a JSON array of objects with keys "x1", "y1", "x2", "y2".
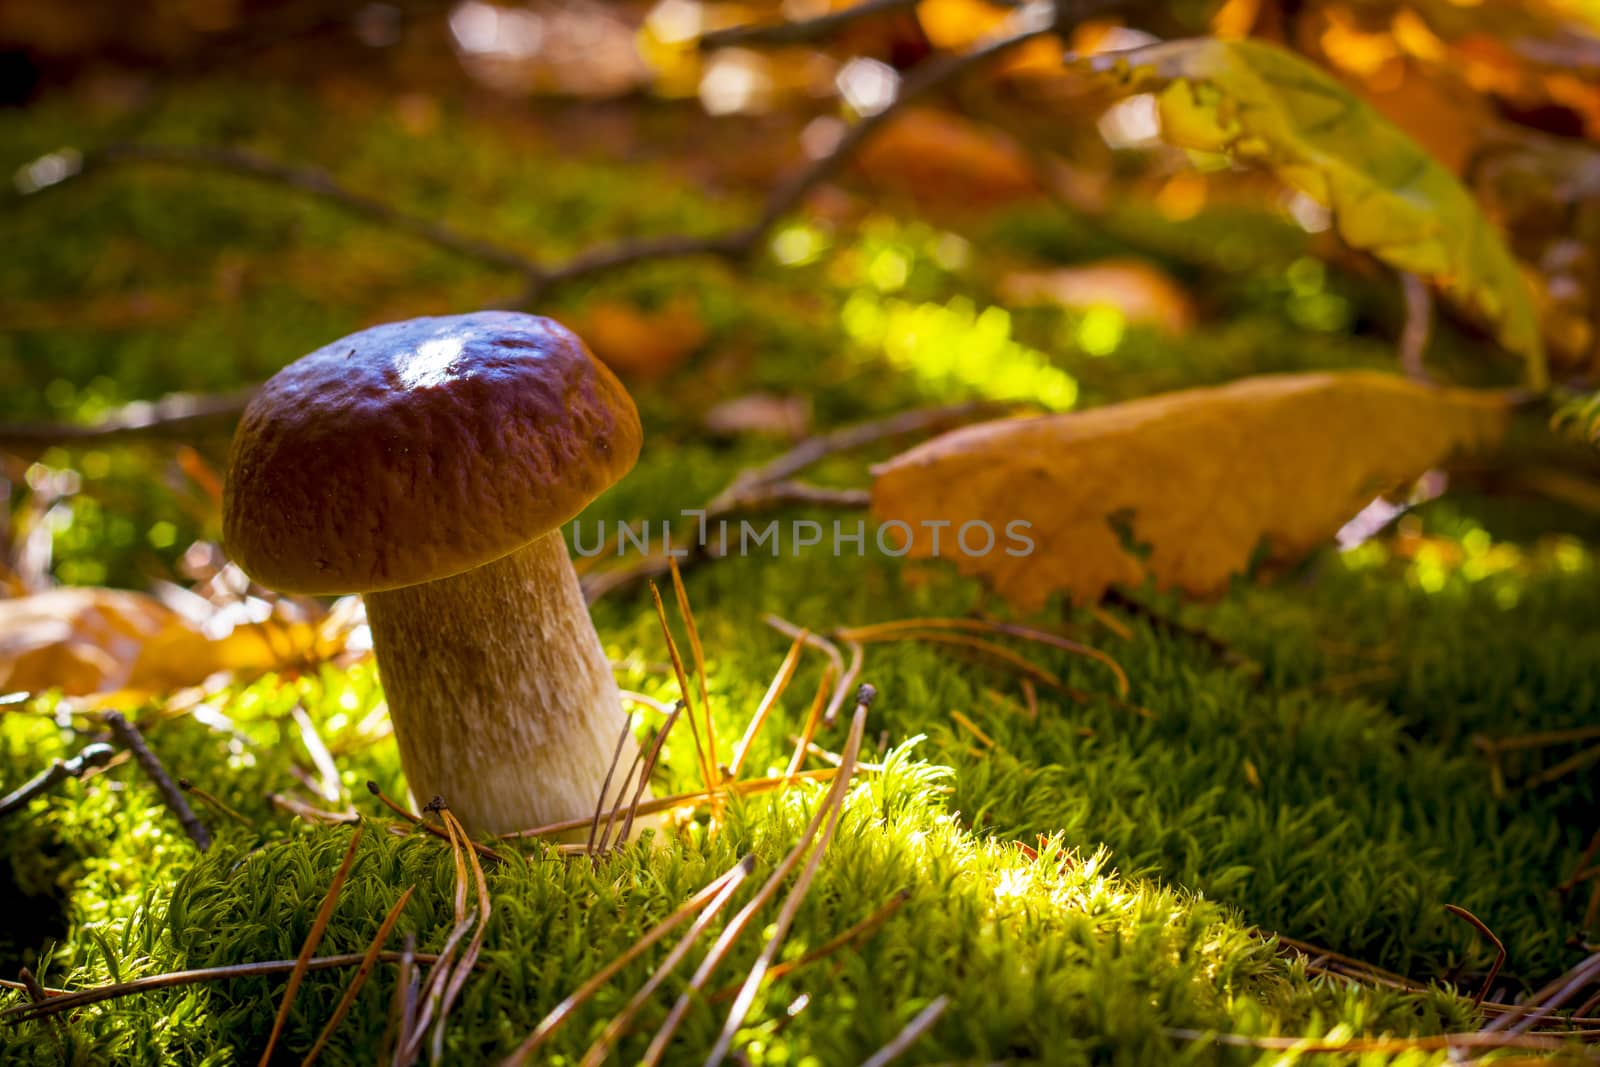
[
  {"x1": 870, "y1": 372, "x2": 1510, "y2": 610},
  {"x1": 1077, "y1": 38, "x2": 1547, "y2": 388}
]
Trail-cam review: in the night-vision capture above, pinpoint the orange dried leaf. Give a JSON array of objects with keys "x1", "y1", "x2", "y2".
[{"x1": 870, "y1": 372, "x2": 1510, "y2": 609}]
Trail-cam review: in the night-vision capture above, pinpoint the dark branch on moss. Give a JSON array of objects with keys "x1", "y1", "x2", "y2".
[{"x1": 104, "y1": 711, "x2": 213, "y2": 852}]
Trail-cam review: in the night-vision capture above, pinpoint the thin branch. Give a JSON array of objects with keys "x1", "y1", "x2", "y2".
[
  {"x1": 1399, "y1": 272, "x2": 1433, "y2": 382},
  {"x1": 17, "y1": 144, "x2": 542, "y2": 279},
  {"x1": 697, "y1": 0, "x2": 919, "y2": 50},
  {"x1": 0, "y1": 389, "x2": 254, "y2": 455},
  {"x1": 521, "y1": 18, "x2": 1059, "y2": 304},
  {"x1": 0, "y1": 743, "x2": 115, "y2": 817},
  {"x1": 103, "y1": 711, "x2": 212, "y2": 852}
]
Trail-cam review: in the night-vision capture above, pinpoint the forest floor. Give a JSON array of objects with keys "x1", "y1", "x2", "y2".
[{"x1": 1, "y1": 79, "x2": 1597, "y2": 1065}]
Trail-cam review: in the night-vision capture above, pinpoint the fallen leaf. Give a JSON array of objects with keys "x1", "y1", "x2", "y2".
[
  {"x1": 871, "y1": 371, "x2": 1510, "y2": 610},
  {"x1": 568, "y1": 296, "x2": 708, "y2": 381},
  {"x1": 0, "y1": 587, "x2": 341, "y2": 699},
  {"x1": 1077, "y1": 38, "x2": 1547, "y2": 388},
  {"x1": 999, "y1": 259, "x2": 1196, "y2": 333},
  {"x1": 853, "y1": 107, "x2": 1041, "y2": 211},
  {"x1": 704, "y1": 393, "x2": 813, "y2": 440}
]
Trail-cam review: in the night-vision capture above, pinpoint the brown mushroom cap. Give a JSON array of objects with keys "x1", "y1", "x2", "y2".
[{"x1": 224, "y1": 312, "x2": 640, "y2": 595}]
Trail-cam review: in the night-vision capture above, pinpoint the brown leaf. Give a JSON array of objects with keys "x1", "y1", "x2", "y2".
[
  {"x1": 870, "y1": 372, "x2": 1510, "y2": 610},
  {"x1": 566, "y1": 296, "x2": 708, "y2": 381},
  {"x1": 853, "y1": 108, "x2": 1041, "y2": 211},
  {"x1": 0, "y1": 587, "x2": 336, "y2": 699}
]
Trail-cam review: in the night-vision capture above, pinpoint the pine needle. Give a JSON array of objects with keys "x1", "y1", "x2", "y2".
[
  {"x1": 704, "y1": 688, "x2": 873, "y2": 1067},
  {"x1": 651, "y1": 581, "x2": 716, "y2": 794},
  {"x1": 728, "y1": 628, "x2": 808, "y2": 781},
  {"x1": 644, "y1": 693, "x2": 871, "y2": 1066},
  {"x1": 300, "y1": 885, "x2": 415, "y2": 1067},
  {"x1": 259, "y1": 826, "x2": 364, "y2": 1067},
  {"x1": 500, "y1": 856, "x2": 757, "y2": 1066},
  {"x1": 860, "y1": 995, "x2": 950, "y2": 1067},
  {"x1": 669, "y1": 557, "x2": 717, "y2": 778},
  {"x1": 577, "y1": 857, "x2": 757, "y2": 1067}
]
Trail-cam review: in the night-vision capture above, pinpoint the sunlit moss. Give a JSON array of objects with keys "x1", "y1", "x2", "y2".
[{"x1": 841, "y1": 292, "x2": 1078, "y2": 410}]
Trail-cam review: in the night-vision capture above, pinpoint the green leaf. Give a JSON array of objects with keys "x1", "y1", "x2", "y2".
[{"x1": 1076, "y1": 37, "x2": 1547, "y2": 389}]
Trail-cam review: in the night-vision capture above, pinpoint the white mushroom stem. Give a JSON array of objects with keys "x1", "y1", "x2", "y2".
[{"x1": 364, "y1": 529, "x2": 645, "y2": 837}]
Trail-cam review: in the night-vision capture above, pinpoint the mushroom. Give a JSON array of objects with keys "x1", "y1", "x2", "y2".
[{"x1": 223, "y1": 311, "x2": 645, "y2": 836}]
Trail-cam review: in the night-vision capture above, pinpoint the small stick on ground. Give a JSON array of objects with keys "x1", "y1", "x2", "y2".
[
  {"x1": 1444, "y1": 903, "x2": 1506, "y2": 1007},
  {"x1": 17, "y1": 967, "x2": 64, "y2": 1041},
  {"x1": 860, "y1": 995, "x2": 951, "y2": 1067},
  {"x1": 0, "y1": 743, "x2": 115, "y2": 817},
  {"x1": 1399, "y1": 272, "x2": 1434, "y2": 382},
  {"x1": 498, "y1": 766, "x2": 847, "y2": 841},
  {"x1": 650, "y1": 582, "x2": 717, "y2": 794},
  {"x1": 383, "y1": 933, "x2": 418, "y2": 1067},
  {"x1": 259, "y1": 827, "x2": 365, "y2": 1066},
  {"x1": 619, "y1": 700, "x2": 686, "y2": 845},
  {"x1": 103, "y1": 711, "x2": 211, "y2": 851}
]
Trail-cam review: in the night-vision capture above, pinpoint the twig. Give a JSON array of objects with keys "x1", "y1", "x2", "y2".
[
  {"x1": 728, "y1": 628, "x2": 810, "y2": 780},
  {"x1": 0, "y1": 743, "x2": 115, "y2": 817},
  {"x1": 0, "y1": 389, "x2": 254, "y2": 455},
  {"x1": 861, "y1": 995, "x2": 951, "y2": 1067},
  {"x1": 1483, "y1": 952, "x2": 1600, "y2": 1038},
  {"x1": 18, "y1": 144, "x2": 542, "y2": 280},
  {"x1": 709, "y1": 402, "x2": 1014, "y2": 511},
  {"x1": 522, "y1": 18, "x2": 1059, "y2": 304},
  {"x1": 1164, "y1": 1028, "x2": 1581, "y2": 1054},
  {"x1": 3, "y1": 952, "x2": 442, "y2": 1024},
  {"x1": 363, "y1": 781, "x2": 502, "y2": 863},
  {"x1": 1444, "y1": 904, "x2": 1506, "y2": 1007},
  {"x1": 697, "y1": 0, "x2": 918, "y2": 50},
  {"x1": 1399, "y1": 272, "x2": 1434, "y2": 382},
  {"x1": 103, "y1": 711, "x2": 212, "y2": 851}
]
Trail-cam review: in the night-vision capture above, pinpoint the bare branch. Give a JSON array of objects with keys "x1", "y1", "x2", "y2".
[
  {"x1": 0, "y1": 743, "x2": 116, "y2": 818},
  {"x1": 520, "y1": 18, "x2": 1059, "y2": 303},
  {"x1": 0, "y1": 389, "x2": 254, "y2": 455},
  {"x1": 16, "y1": 143, "x2": 544, "y2": 280},
  {"x1": 104, "y1": 711, "x2": 212, "y2": 852},
  {"x1": 697, "y1": 0, "x2": 919, "y2": 51}
]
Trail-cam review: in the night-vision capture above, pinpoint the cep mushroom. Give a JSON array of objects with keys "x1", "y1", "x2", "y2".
[{"x1": 223, "y1": 311, "x2": 645, "y2": 836}]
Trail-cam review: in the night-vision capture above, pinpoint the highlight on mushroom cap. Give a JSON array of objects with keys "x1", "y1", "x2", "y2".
[{"x1": 222, "y1": 311, "x2": 641, "y2": 596}]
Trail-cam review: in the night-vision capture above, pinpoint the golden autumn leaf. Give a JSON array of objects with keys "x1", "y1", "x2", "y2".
[
  {"x1": 1076, "y1": 38, "x2": 1548, "y2": 388},
  {"x1": 870, "y1": 372, "x2": 1510, "y2": 610},
  {"x1": 0, "y1": 587, "x2": 341, "y2": 700}
]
